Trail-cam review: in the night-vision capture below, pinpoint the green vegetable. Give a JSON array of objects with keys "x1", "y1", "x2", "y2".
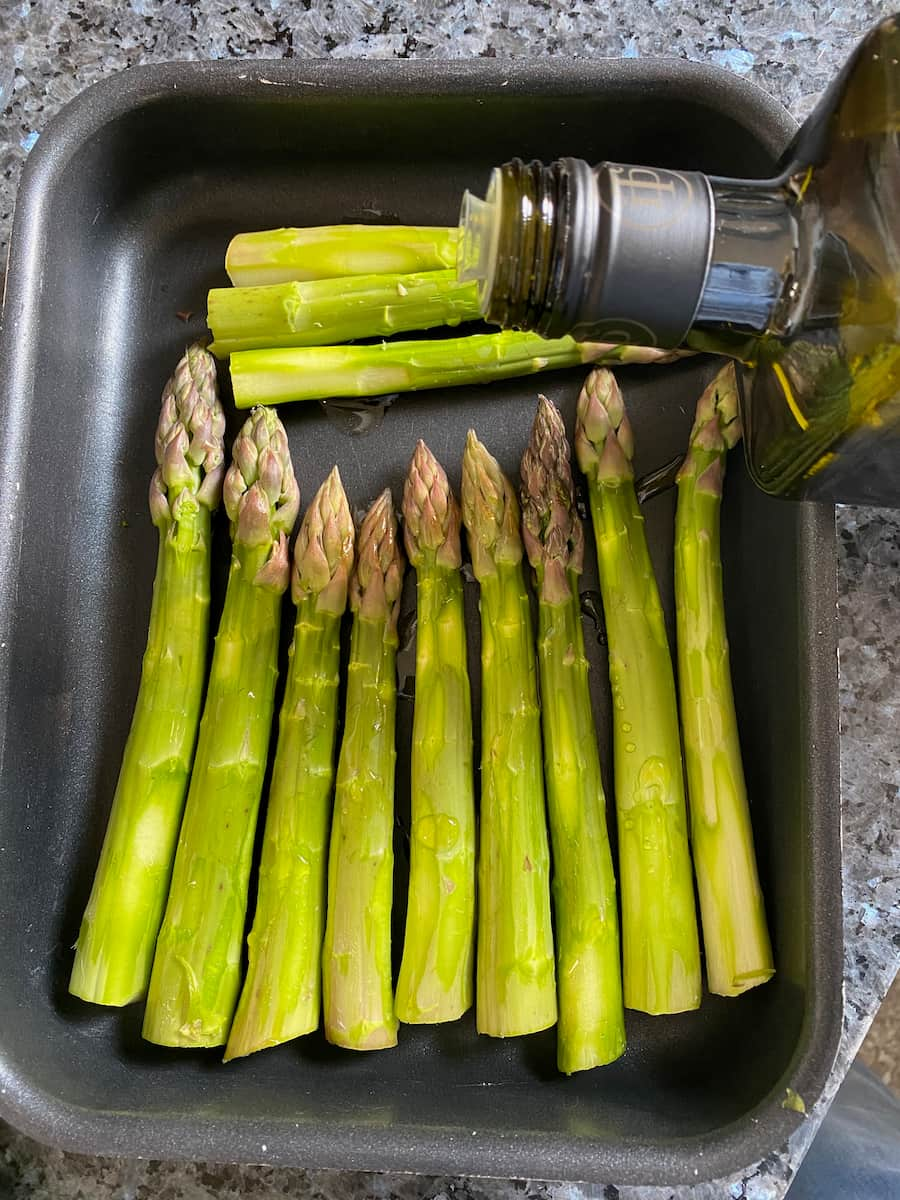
[
  {"x1": 461, "y1": 431, "x2": 557, "y2": 1038},
  {"x1": 229, "y1": 332, "x2": 689, "y2": 409},
  {"x1": 225, "y1": 225, "x2": 459, "y2": 288},
  {"x1": 143, "y1": 407, "x2": 300, "y2": 1047},
  {"x1": 395, "y1": 442, "x2": 476, "y2": 1024},
  {"x1": 208, "y1": 270, "x2": 481, "y2": 358},
  {"x1": 224, "y1": 467, "x2": 355, "y2": 1061},
  {"x1": 675, "y1": 363, "x2": 774, "y2": 997},
  {"x1": 575, "y1": 368, "x2": 701, "y2": 1015},
  {"x1": 520, "y1": 395, "x2": 625, "y2": 1072},
  {"x1": 322, "y1": 490, "x2": 405, "y2": 1050},
  {"x1": 69, "y1": 344, "x2": 225, "y2": 1007}
]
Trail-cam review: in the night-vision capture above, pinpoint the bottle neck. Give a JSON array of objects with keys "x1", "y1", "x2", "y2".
[{"x1": 462, "y1": 157, "x2": 807, "y2": 351}]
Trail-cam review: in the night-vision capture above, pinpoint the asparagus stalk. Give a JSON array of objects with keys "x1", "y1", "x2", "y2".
[
  {"x1": 143, "y1": 407, "x2": 300, "y2": 1047},
  {"x1": 322, "y1": 490, "x2": 405, "y2": 1050},
  {"x1": 208, "y1": 270, "x2": 480, "y2": 358},
  {"x1": 69, "y1": 344, "x2": 225, "y2": 1007},
  {"x1": 395, "y1": 442, "x2": 476, "y2": 1024},
  {"x1": 461, "y1": 432, "x2": 556, "y2": 1038},
  {"x1": 225, "y1": 225, "x2": 459, "y2": 287},
  {"x1": 230, "y1": 332, "x2": 689, "y2": 409},
  {"x1": 224, "y1": 468, "x2": 355, "y2": 1061},
  {"x1": 675, "y1": 363, "x2": 774, "y2": 997},
  {"x1": 521, "y1": 396, "x2": 625, "y2": 1072},
  {"x1": 575, "y1": 369, "x2": 701, "y2": 1015}
]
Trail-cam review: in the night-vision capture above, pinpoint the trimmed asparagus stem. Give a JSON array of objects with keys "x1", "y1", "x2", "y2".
[
  {"x1": 461, "y1": 432, "x2": 556, "y2": 1038},
  {"x1": 69, "y1": 345, "x2": 226, "y2": 1007},
  {"x1": 575, "y1": 369, "x2": 701, "y2": 1015},
  {"x1": 143, "y1": 408, "x2": 300, "y2": 1048},
  {"x1": 675, "y1": 364, "x2": 774, "y2": 997},
  {"x1": 521, "y1": 396, "x2": 625, "y2": 1072},
  {"x1": 395, "y1": 442, "x2": 476, "y2": 1024},
  {"x1": 322, "y1": 491, "x2": 405, "y2": 1051},
  {"x1": 208, "y1": 270, "x2": 481, "y2": 358},
  {"x1": 225, "y1": 225, "x2": 459, "y2": 287},
  {"x1": 224, "y1": 468, "x2": 355, "y2": 1061},
  {"x1": 229, "y1": 332, "x2": 689, "y2": 409}
]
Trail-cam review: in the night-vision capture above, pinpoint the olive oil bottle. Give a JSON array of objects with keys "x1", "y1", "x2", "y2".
[{"x1": 458, "y1": 15, "x2": 899, "y2": 504}]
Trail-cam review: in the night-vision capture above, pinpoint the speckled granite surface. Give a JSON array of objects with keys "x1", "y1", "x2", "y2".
[{"x1": 0, "y1": 2, "x2": 897, "y2": 1198}]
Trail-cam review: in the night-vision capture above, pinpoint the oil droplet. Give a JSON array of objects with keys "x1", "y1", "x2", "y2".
[
  {"x1": 625, "y1": 741, "x2": 636, "y2": 753},
  {"x1": 318, "y1": 394, "x2": 398, "y2": 436},
  {"x1": 579, "y1": 589, "x2": 607, "y2": 645},
  {"x1": 415, "y1": 813, "x2": 460, "y2": 852},
  {"x1": 622, "y1": 721, "x2": 632, "y2": 733},
  {"x1": 635, "y1": 453, "x2": 684, "y2": 504}
]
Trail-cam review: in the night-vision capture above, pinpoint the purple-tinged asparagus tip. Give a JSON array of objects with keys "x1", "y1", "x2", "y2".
[
  {"x1": 150, "y1": 342, "x2": 226, "y2": 527},
  {"x1": 677, "y1": 362, "x2": 742, "y2": 497},
  {"x1": 351, "y1": 489, "x2": 405, "y2": 632},
  {"x1": 460, "y1": 429, "x2": 522, "y2": 579},
  {"x1": 520, "y1": 395, "x2": 584, "y2": 605},
  {"x1": 574, "y1": 368, "x2": 634, "y2": 484},
  {"x1": 223, "y1": 407, "x2": 299, "y2": 590},
  {"x1": 293, "y1": 466, "x2": 355, "y2": 614},
  {"x1": 402, "y1": 440, "x2": 462, "y2": 570}
]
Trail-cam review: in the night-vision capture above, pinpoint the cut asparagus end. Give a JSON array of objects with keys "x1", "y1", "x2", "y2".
[
  {"x1": 520, "y1": 394, "x2": 585, "y2": 606},
  {"x1": 225, "y1": 225, "x2": 460, "y2": 287}
]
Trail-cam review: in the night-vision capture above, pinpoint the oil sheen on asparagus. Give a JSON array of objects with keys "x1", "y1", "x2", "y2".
[
  {"x1": 322, "y1": 490, "x2": 405, "y2": 1050},
  {"x1": 675, "y1": 363, "x2": 774, "y2": 996},
  {"x1": 461, "y1": 431, "x2": 556, "y2": 1037},
  {"x1": 69, "y1": 344, "x2": 225, "y2": 1007},
  {"x1": 229, "y1": 332, "x2": 689, "y2": 408},
  {"x1": 575, "y1": 368, "x2": 701, "y2": 1015},
  {"x1": 395, "y1": 442, "x2": 476, "y2": 1024},
  {"x1": 143, "y1": 407, "x2": 299, "y2": 1048},
  {"x1": 225, "y1": 468, "x2": 355, "y2": 1061},
  {"x1": 521, "y1": 396, "x2": 625, "y2": 1071}
]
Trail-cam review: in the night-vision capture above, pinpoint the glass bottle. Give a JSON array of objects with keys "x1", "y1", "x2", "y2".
[{"x1": 457, "y1": 15, "x2": 900, "y2": 505}]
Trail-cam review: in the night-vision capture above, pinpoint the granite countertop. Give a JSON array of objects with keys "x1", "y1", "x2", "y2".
[{"x1": 1, "y1": 2, "x2": 897, "y2": 1198}]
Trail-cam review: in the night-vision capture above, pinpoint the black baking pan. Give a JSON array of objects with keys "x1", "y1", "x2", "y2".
[{"x1": 0, "y1": 59, "x2": 842, "y2": 1186}]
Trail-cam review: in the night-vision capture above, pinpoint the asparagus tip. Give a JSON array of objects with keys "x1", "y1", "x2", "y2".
[
  {"x1": 351, "y1": 489, "x2": 405, "y2": 628},
  {"x1": 574, "y1": 368, "x2": 634, "y2": 483},
  {"x1": 677, "y1": 362, "x2": 742, "y2": 496},
  {"x1": 150, "y1": 341, "x2": 226, "y2": 526},
  {"x1": 520, "y1": 395, "x2": 584, "y2": 604},
  {"x1": 403, "y1": 440, "x2": 462, "y2": 569},
  {"x1": 293, "y1": 465, "x2": 356, "y2": 612},
  {"x1": 223, "y1": 407, "x2": 299, "y2": 593},
  {"x1": 461, "y1": 429, "x2": 522, "y2": 577}
]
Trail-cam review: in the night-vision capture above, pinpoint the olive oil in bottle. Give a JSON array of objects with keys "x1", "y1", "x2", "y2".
[{"x1": 458, "y1": 15, "x2": 900, "y2": 505}]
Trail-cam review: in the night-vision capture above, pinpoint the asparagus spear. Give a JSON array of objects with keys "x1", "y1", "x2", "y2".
[
  {"x1": 69, "y1": 344, "x2": 225, "y2": 1007},
  {"x1": 395, "y1": 442, "x2": 476, "y2": 1024},
  {"x1": 208, "y1": 270, "x2": 481, "y2": 358},
  {"x1": 675, "y1": 363, "x2": 774, "y2": 997},
  {"x1": 575, "y1": 368, "x2": 701, "y2": 1015},
  {"x1": 461, "y1": 432, "x2": 557, "y2": 1038},
  {"x1": 322, "y1": 490, "x2": 405, "y2": 1050},
  {"x1": 143, "y1": 407, "x2": 300, "y2": 1048},
  {"x1": 230, "y1": 332, "x2": 689, "y2": 409},
  {"x1": 224, "y1": 467, "x2": 355, "y2": 1062},
  {"x1": 521, "y1": 396, "x2": 625, "y2": 1072},
  {"x1": 225, "y1": 225, "x2": 459, "y2": 287}
]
